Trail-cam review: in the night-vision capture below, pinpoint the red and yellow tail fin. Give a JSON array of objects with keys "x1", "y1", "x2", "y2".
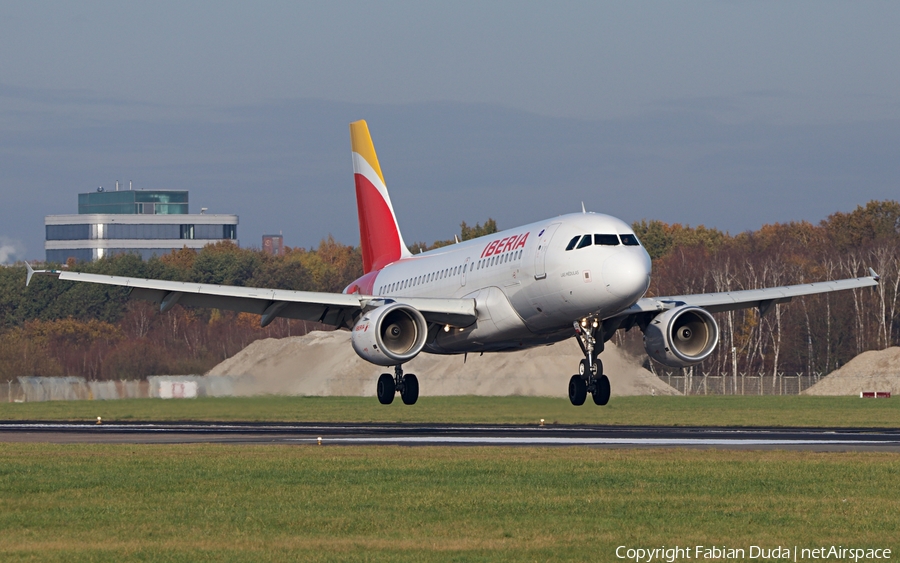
[{"x1": 350, "y1": 120, "x2": 411, "y2": 273}]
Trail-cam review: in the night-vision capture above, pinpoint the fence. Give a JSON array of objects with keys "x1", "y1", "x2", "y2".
[
  {"x1": 5, "y1": 376, "x2": 247, "y2": 402},
  {"x1": 659, "y1": 373, "x2": 823, "y2": 395}
]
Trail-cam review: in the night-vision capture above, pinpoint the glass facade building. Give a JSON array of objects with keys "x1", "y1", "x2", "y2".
[
  {"x1": 45, "y1": 189, "x2": 238, "y2": 263},
  {"x1": 77, "y1": 190, "x2": 189, "y2": 215}
]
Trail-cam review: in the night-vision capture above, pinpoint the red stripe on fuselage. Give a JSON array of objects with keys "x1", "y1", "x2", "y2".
[{"x1": 355, "y1": 173, "x2": 403, "y2": 273}]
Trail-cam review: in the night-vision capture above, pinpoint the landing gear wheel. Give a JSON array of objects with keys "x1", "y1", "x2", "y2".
[
  {"x1": 401, "y1": 374, "x2": 419, "y2": 405},
  {"x1": 591, "y1": 374, "x2": 610, "y2": 406},
  {"x1": 376, "y1": 373, "x2": 395, "y2": 405},
  {"x1": 579, "y1": 358, "x2": 600, "y2": 377},
  {"x1": 568, "y1": 374, "x2": 587, "y2": 406}
]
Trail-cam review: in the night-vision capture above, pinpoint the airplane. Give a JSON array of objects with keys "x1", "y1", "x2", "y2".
[{"x1": 27, "y1": 120, "x2": 880, "y2": 406}]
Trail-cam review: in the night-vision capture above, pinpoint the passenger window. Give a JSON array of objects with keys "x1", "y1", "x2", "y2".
[
  {"x1": 576, "y1": 234, "x2": 592, "y2": 249},
  {"x1": 565, "y1": 236, "x2": 580, "y2": 251},
  {"x1": 620, "y1": 234, "x2": 640, "y2": 246},
  {"x1": 594, "y1": 234, "x2": 620, "y2": 246}
]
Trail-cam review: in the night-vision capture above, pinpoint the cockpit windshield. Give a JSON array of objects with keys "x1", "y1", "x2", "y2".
[
  {"x1": 594, "y1": 234, "x2": 619, "y2": 246},
  {"x1": 564, "y1": 232, "x2": 642, "y2": 250}
]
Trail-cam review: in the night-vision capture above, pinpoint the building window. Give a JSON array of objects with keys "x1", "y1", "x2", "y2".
[{"x1": 46, "y1": 224, "x2": 90, "y2": 241}]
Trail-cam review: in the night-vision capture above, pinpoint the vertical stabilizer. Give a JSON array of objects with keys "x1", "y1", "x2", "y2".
[{"x1": 350, "y1": 120, "x2": 412, "y2": 273}]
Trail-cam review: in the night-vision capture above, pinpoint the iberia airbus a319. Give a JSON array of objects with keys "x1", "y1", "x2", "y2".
[{"x1": 27, "y1": 121, "x2": 880, "y2": 405}]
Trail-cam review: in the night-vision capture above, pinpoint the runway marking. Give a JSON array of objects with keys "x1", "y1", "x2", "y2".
[
  {"x1": 2, "y1": 422, "x2": 899, "y2": 450},
  {"x1": 304, "y1": 437, "x2": 892, "y2": 446}
]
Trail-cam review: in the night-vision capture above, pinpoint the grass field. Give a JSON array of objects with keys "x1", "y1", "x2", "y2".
[
  {"x1": 1, "y1": 395, "x2": 899, "y2": 427},
  {"x1": 0, "y1": 444, "x2": 898, "y2": 562}
]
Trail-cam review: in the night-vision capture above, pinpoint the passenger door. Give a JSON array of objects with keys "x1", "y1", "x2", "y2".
[{"x1": 533, "y1": 223, "x2": 561, "y2": 280}]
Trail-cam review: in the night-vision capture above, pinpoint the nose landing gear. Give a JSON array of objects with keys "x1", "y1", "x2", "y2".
[
  {"x1": 570, "y1": 318, "x2": 611, "y2": 406},
  {"x1": 377, "y1": 365, "x2": 419, "y2": 405}
]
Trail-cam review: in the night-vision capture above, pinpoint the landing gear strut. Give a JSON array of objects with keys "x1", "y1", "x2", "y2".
[
  {"x1": 570, "y1": 318, "x2": 611, "y2": 406},
  {"x1": 377, "y1": 365, "x2": 419, "y2": 405}
]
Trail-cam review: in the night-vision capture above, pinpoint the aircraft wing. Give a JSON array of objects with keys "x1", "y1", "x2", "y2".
[
  {"x1": 25, "y1": 265, "x2": 477, "y2": 329},
  {"x1": 611, "y1": 269, "x2": 880, "y2": 318}
]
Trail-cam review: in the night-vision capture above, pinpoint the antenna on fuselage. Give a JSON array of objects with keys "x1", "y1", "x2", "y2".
[
  {"x1": 454, "y1": 235, "x2": 460, "y2": 244},
  {"x1": 581, "y1": 202, "x2": 586, "y2": 214}
]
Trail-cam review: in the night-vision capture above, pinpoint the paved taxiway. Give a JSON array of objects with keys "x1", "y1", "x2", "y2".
[{"x1": 2, "y1": 422, "x2": 900, "y2": 451}]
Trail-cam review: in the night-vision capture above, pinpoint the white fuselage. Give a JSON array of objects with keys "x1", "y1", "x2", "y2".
[{"x1": 356, "y1": 212, "x2": 652, "y2": 353}]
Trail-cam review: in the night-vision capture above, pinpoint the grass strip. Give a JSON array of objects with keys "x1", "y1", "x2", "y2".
[
  {"x1": 0, "y1": 444, "x2": 898, "y2": 562},
  {"x1": 1, "y1": 395, "x2": 899, "y2": 427}
]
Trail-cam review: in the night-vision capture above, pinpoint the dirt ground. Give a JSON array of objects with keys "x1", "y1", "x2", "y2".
[
  {"x1": 207, "y1": 330, "x2": 680, "y2": 397},
  {"x1": 804, "y1": 346, "x2": 900, "y2": 396}
]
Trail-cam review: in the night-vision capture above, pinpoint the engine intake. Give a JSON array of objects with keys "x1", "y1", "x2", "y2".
[
  {"x1": 351, "y1": 303, "x2": 428, "y2": 366},
  {"x1": 643, "y1": 306, "x2": 719, "y2": 368}
]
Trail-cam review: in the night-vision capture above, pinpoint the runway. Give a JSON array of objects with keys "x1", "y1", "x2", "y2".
[{"x1": 2, "y1": 421, "x2": 900, "y2": 451}]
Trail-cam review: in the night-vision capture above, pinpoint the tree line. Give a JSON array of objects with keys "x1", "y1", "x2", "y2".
[
  {"x1": 628, "y1": 200, "x2": 900, "y2": 378},
  {"x1": 1, "y1": 204, "x2": 898, "y2": 382}
]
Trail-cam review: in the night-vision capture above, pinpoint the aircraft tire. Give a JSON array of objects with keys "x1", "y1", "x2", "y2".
[
  {"x1": 377, "y1": 373, "x2": 395, "y2": 404},
  {"x1": 591, "y1": 374, "x2": 611, "y2": 406},
  {"x1": 568, "y1": 375, "x2": 587, "y2": 406},
  {"x1": 579, "y1": 359, "x2": 598, "y2": 377},
  {"x1": 401, "y1": 374, "x2": 419, "y2": 405}
]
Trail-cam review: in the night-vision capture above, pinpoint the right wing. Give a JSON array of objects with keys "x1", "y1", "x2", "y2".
[
  {"x1": 611, "y1": 269, "x2": 880, "y2": 319},
  {"x1": 25, "y1": 265, "x2": 477, "y2": 329}
]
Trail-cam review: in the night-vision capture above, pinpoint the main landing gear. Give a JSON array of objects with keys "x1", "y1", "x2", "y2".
[
  {"x1": 377, "y1": 365, "x2": 419, "y2": 405},
  {"x1": 569, "y1": 318, "x2": 611, "y2": 406}
]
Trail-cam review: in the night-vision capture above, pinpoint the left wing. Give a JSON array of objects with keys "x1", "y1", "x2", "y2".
[
  {"x1": 25, "y1": 265, "x2": 477, "y2": 329},
  {"x1": 611, "y1": 269, "x2": 880, "y2": 319}
]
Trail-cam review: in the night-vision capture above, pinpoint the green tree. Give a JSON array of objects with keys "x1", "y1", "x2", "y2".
[{"x1": 823, "y1": 200, "x2": 900, "y2": 251}]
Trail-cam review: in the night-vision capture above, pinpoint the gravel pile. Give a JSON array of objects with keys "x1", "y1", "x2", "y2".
[
  {"x1": 804, "y1": 347, "x2": 900, "y2": 396},
  {"x1": 207, "y1": 330, "x2": 680, "y2": 397}
]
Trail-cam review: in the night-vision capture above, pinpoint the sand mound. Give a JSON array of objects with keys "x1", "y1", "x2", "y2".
[
  {"x1": 804, "y1": 347, "x2": 900, "y2": 396},
  {"x1": 207, "y1": 330, "x2": 679, "y2": 397}
]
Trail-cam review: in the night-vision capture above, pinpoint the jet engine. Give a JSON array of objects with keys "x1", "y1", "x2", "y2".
[
  {"x1": 351, "y1": 303, "x2": 428, "y2": 366},
  {"x1": 643, "y1": 306, "x2": 719, "y2": 368}
]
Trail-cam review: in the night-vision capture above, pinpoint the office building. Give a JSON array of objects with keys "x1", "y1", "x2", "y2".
[{"x1": 45, "y1": 188, "x2": 238, "y2": 263}]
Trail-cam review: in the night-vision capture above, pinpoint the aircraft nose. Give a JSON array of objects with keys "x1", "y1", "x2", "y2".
[{"x1": 602, "y1": 250, "x2": 651, "y2": 300}]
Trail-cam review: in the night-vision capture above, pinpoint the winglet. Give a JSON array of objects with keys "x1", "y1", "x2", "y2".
[
  {"x1": 25, "y1": 262, "x2": 35, "y2": 286},
  {"x1": 869, "y1": 267, "x2": 880, "y2": 282}
]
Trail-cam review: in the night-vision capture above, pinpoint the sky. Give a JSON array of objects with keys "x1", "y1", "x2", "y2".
[{"x1": 1, "y1": 1, "x2": 899, "y2": 263}]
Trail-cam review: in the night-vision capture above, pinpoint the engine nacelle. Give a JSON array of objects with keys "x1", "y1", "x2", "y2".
[
  {"x1": 643, "y1": 306, "x2": 719, "y2": 368},
  {"x1": 351, "y1": 303, "x2": 428, "y2": 366}
]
